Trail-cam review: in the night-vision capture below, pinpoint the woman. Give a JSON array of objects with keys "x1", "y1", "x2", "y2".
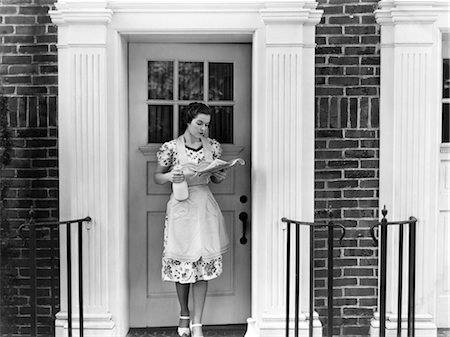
[{"x1": 153, "y1": 102, "x2": 229, "y2": 337}]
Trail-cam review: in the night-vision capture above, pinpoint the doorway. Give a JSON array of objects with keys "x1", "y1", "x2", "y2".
[{"x1": 128, "y1": 43, "x2": 252, "y2": 327}]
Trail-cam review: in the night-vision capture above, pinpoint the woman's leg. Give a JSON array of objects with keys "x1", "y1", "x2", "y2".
[
  {"x1": 191, "y1": 280, "x2": 208, "y2": 336},
  {"x1": 176, "y1": 282, "x2": 190, "y2": 328}
]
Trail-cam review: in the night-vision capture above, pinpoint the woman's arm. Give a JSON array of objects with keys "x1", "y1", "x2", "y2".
[{"x1": 153, "y1": 164, "x2": 185, "y2": 185}]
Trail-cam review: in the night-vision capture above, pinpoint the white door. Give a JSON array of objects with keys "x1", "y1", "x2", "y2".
[{"x1": 128, "y1": 43, "x2": 252, "y2": 327}]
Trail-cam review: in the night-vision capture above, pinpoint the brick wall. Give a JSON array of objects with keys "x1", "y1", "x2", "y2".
[
  {"x1": 0, "y1": 0, "x2": 58, "y2": 335},
  {"x1": 314, "y1": 0, "x2": 380, "y2": 336}
]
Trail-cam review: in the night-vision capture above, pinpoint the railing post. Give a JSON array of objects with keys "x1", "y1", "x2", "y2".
[
  {"x1": 29, "y1": 211, "x2": 37, "y2": 336},
  {"x1": 397, "y1": 225, "x2": 404, "y2": 337},
  {"x1": 295, "y1": 224, "x2": 300, "y2": 337},
  {"x1": 285, "y1": 220, "x2": 291, "y2": 337},
  {"x1": 327, "y1": 222, "x2": 333, "y2": 337},
  {"x1": 66, "y1": 222, "x2": 73, "y2": 337},
  {"x1": 407, "y1": 217, "x2": 417, "y2": 337},
  {"x1": 309, "y1": 225, "x2": 314, "y2": 337},
  {"x1": 379, "y1": 208, "x2": 388, "y2": 337},
  {"x1": 78, "y1": 221, "x2": 84, "y2": 337}
]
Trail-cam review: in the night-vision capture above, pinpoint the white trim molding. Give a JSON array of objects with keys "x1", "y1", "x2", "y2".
[
  {"x1": 372, "y1": 0, "x2": 450, "y2": 336},
  {"x1": 50, "y1": 1, "x2": 323, "y2": 336}
]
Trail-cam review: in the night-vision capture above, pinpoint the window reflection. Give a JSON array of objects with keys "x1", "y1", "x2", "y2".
[
  {"x1": 148, "y1": 61, "x2": 173, "y2": 100},
  {"x1": 148, "y1": 105, "x2": 173, "y2": 143},
  {"x1": 443, "y1": 59, "x2": 450, "y2": 143},
  {"x1": 179, "y1": 62, "x2": 203, "y2": 100},
  {"x1": 209, "y1": 63, "x2": 233, "y2": 101}
]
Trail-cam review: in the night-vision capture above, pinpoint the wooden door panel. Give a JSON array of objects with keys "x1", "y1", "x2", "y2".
[{"x1": 129, "y1": 43, "x2": 251, "y2": 327}]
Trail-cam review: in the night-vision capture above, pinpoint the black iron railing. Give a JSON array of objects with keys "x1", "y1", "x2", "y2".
[
  {"x1": 370, "y1": 206, "x2": 417, "y2": 337},
  {"x1": 18, "y1": 207, "x2": 91, "y2": 337},
  {"x1": 281, "y1": 212, "x2": 345, "y2": 337}
]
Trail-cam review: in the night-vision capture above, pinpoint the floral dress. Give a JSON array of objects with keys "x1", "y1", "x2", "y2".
[{"x1": 157, "y1": 137, "x2": 226, "y2": 284}]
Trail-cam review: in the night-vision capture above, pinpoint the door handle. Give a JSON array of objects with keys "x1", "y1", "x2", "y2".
[{"x1": 239, "y1": 212, "x2": 248, "y2": 244}]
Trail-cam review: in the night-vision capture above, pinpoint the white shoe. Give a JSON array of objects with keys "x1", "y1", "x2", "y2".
[
  {"x1": 177, "y1": 316, "x2": 190, "y2": 337},
  {"x1": 190, "y1": 323, "x2": 203, "y2": 337}
]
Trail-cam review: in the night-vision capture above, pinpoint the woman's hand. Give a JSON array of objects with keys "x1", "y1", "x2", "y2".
[
  {"x1": 211, "y1": 169, "x2": 227, "y2": 184},
  {"x1": 169, "y1": 169, "x2": 185, "y2": 183},
  {"x1": 154, "y1": 164, "x2": 185, "y2": 185}
]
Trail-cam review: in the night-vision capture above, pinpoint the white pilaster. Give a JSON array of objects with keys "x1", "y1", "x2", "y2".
[
  {"x1": 373, "y1": 1, "x2": 450, "y2": 335},
  {"x1": 255, "y1": 3, "x2": 322, "y2": 336},
  {"x1": 50, "y1": 4, "x2": 118, "y2": 337}
]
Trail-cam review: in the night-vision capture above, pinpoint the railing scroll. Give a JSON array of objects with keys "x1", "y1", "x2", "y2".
[
  {"x1": 370, "y1": 206, "x2": 417, "y2": 337},
  {"x1": 18, "y1": 206, "x2": 91, "y2": 337},
  {"x1": 281, "y1": 211, "x2": 345, "y2": 337}
]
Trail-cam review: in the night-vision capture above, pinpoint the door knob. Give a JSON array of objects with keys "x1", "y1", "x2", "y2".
[{"x1": 239, "y1": 212, "x2": 248, "y2": 244}]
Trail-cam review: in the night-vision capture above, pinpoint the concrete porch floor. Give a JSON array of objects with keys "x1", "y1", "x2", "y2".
[
  {"x1": 127, "y1": 326, "x2": 450, "y2": 337},
  {"x1": 127, "y1": 324, "x2": 247, "y2": 337}
]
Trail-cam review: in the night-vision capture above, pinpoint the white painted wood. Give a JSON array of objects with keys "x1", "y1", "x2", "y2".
[
  {"x1": 256, "y1": 4, "x2": 321, "y2": 337},
  {"x1": 50, "y1": 16, "x2": 118, "y2": 336},
  {"x1": 50, "y1": 1, "x2": 322, "y2": 336},
  {"x1": 373, "y1": 1, "x2": 450, "y2": 335}
]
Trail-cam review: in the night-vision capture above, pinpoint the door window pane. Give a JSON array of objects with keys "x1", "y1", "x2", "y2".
[
  {"x1": 209, "y1": 106, "x2": 233, "y2": 144},
  {"x1": 443, "y1": 103, "x2": 449, "y2": 143},
  {"x1": 443, "y1": 59, "x2": 450, "y2": 143},
  {"x1": 209, "y1": 63, "x2": 233, "y2": 101},
  {"x1": 147, "y1": 59, "x2": 235, "y2": 144},
  {"x1": 148, "y1": 105, "x2": 173, "y2": 143},
  {"x1": 443, "y1": 59, "x2": 449, "y2": 99},
  {"x1": 179, "y1": 62, "x2": 203, "y2": 100},
  {"x1": 148, "y1": 61, "x2": 173, "y2": 100}
]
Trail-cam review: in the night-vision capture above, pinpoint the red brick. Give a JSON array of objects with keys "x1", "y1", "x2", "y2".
[
  {"x1": 327, "y1": 180, "x2": 358, "y2": 188},
  {"x1": 5, "y1": 16, "x2": 36, "y2": 24},
  {"x1": 328, "y1": 160, "x2": 359, "y2": 168},
  {"x1": 317, "y1": 26, "x2": 343, "y2": 35},
  {"x1": 328, "y1": 15, "x2": 359, "y2": 25},
  {"x1": 2, "y1": 55, "x2": 33, "y2": 64},
  {"x1": 344, "y1": 25, "x2": 376, "y2": 35},
  {"x1": 0, "y1": 6, "x2": 18, "y2": 14},
  {"x1": 18, "y1": 44, "x2": 49, "y2": 54},
  {"x1": 0, "y1": 25, "x2": 14, "y2": 34},
  {"x1": 18, "y1": 6, "x2": 50, "y2": 15}
]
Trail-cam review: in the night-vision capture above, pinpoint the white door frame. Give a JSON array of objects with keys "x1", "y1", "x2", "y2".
[{"x1": 50, "y1": 1, "x2": 322, "y2": 336}]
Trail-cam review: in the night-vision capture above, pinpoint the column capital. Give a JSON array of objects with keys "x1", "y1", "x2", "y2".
[
  {"x1": 375, "y1": 0, "x2": 449, "y2": 25},
  {"x1": 261, "y1": 1, "x2": 322, "y2": 25},
  {"x1": 50, "y1": 1, "x2": 112, "y2": 26},
  {"x1": 50, "y1": 3, "x2": 112, "y2": 47},
  {"x1": 261, "y1": 1, "x2": 322, "y2": 46}
]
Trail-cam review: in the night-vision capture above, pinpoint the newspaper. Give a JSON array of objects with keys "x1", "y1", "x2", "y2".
[{"x1": 195, "y1": 158, "x2": 245, "y2": 176}]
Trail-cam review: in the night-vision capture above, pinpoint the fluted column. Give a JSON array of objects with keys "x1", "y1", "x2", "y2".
[
  {"x1": 50, "y1": 4, "x2": 117, "y2": 336},
  {"x1": 373, "y1": 1, "x2": 448, "y2": 335},
  {"x1": 254, "y1": 3, "x2": 322, "y2": 336}
]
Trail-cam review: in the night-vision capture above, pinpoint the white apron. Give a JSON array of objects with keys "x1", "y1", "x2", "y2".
[{"x1": 164, "y1": 136, "x2": 229, "y2": 262}]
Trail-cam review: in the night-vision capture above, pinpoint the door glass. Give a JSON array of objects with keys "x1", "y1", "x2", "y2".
[
  {"x1": 148, "y1": 105, "x2": 173, "y2": 143},
  {"x1": 148, "y1": 60, "x2": 234, "y2": 144},
  {"x1": 179, "y1": 62, "x2": 204, "y2": 100},
  {"x1": 148, "y1": 61, "x2": 173, "y2": 100},
  {"x1": 443, "y1": 59, "x2": 449, "y2": 143},
  {"x1": 209, "y1": 106, "x2": 233, "y2": 143},
  {"x1": 209, "y1": 63, "x2": 233, "y2": 101}
]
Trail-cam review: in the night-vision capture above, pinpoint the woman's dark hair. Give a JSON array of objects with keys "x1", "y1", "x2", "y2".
[{"x1": 182, "y1": 102, "x2": 211, "y2": 125}]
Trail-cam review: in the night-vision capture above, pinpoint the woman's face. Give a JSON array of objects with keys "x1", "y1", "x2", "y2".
[{"x1": 186, "y1": 113, "x2": 211, "y2": 139}]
